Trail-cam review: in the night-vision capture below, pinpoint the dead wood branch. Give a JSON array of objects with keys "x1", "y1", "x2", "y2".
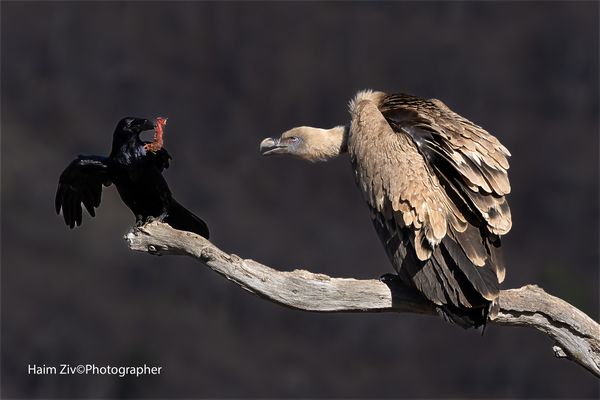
[{"x1": 125, "y1": 222, "x2": 600, "y2": 378}]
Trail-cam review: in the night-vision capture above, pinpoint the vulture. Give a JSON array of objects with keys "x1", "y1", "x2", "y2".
[
  {"x1": 260, "y1": 90, "x2": 511, "y2": 328},
  {"x1": 55, "y1": 117, "x2": 209, "y2": 238}
]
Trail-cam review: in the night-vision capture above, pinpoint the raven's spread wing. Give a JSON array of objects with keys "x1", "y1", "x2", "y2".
[{"x1": 55, "y1": 155, "x2": 112, "y2": 228}]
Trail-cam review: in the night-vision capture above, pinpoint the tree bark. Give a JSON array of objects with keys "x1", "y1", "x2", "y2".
[{"x1": 125, "y1": 222, "x2": 600, "y2": 378}]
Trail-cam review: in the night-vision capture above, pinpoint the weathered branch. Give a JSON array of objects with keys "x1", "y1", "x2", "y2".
[{"x1": 125, "y1": 222, "x2": 600, "y2": 378}]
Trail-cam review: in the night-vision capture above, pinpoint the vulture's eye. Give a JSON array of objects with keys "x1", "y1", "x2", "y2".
[{"x1": 289, "y1": 136, "x2": 300, "y2": 144}]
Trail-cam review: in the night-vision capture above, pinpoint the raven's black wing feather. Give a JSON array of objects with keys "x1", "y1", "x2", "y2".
[
  {"x1": 144, "y1": 147, "x2": 209, "y2": 238},
  {"x1": 55, "y1": 155, "x2": 112, "y2": 228},
  {"x1": 164, "y1": 199, "x2": 210, "y2": 239},
  {"x1": 144, "y1": 146, "x2": 171, "y2": 171}
]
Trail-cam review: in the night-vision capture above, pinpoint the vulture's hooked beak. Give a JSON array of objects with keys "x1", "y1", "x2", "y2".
[{"x1": 260, "y1": 137, "x2": 289, "y2": 156}]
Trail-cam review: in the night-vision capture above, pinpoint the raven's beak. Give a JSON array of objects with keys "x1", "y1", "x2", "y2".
[
  {"x1": 140, "y1": 118, "x2": 156, "y2": 131},
  {"x1": 260, "y1": 137, "x2": 289, "y2": 156}
]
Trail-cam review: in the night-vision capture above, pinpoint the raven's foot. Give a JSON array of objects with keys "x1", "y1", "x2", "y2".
[
  {"x1": 379, "y1": 273, "x2": 401, "y2": 284},
  {"x1": 144, "y1": 117, "x2": 167, "y2": 153},
  {"x1": 135, "y1": 213, "x2": 167, "y2": 228},
  {"x1": 145, "y1": 213, "x2": 168, "y2": 224}
]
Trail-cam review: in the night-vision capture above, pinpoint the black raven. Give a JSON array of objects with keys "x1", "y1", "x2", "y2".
[{"x1": 55, "y1": 117, "x2": 209, "y2": 238}]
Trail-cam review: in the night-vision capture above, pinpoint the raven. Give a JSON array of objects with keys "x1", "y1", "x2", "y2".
[{"x1": 55, "y1": 117, "x2": 209, "y2": 238}]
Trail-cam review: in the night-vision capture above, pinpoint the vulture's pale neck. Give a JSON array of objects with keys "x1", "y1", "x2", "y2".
[{"x1": 295, "y1": 125, "x2": 349, "y2": 162}]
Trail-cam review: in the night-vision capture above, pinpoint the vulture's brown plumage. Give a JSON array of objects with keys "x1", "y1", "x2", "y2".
[{"x1": 260, "y1": 90, "x2": 512, "y2": 328}]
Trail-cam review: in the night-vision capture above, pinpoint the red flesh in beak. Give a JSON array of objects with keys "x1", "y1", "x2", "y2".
[{"x1": 144, "y1": 117, "x2": 167, "y2": 152}]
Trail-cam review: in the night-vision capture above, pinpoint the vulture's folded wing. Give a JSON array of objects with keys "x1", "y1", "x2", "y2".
[
  {"x1": 379, "y1": 94, "x2": 512, "y2": 237},
  {"x1": 55, "y1": 155, "x2": 112, "y2": 228},
  {"x1": 346, "y1": 90, "x2": 511, "y2": 322}
]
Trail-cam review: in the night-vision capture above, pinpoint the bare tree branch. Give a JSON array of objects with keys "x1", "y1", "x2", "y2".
[{"x1": 125, "y1": 222, "x2": 600, "y2": 378}]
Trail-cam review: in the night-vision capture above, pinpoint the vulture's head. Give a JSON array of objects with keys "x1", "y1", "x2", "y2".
[{"x1": 260, "y1": 126, "x2": 348, "y2": 162}]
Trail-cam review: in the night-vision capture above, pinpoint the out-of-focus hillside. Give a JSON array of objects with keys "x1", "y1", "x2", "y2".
[{"x1": 2, "y1": 2, "x2": 598, "y2": 398}]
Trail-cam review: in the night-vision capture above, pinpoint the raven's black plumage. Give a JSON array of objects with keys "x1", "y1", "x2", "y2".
[{"x1": 55, "y1": 117, "x2": 209, "y2": 238}]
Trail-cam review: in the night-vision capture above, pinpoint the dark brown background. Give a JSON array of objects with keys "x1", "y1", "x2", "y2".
[{"x1": 2, "y1": 1, "x2": 598, "y2": 398}]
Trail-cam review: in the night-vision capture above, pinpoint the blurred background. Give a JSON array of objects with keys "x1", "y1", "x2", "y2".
[{"x1": 2, "y1": 1, "x2": 598, "y2": 398}]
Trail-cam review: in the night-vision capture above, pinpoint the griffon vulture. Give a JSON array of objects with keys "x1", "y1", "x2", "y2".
[{"x1": 260, "y1": 90, "x2": 511, "y2": 328}]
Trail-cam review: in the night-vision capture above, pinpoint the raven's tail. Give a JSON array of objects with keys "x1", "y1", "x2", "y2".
[{"x1": 165, "y1": 199, "x2": 210, "y2": 239}]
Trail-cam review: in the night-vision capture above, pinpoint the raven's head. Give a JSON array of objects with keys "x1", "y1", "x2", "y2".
[{"x1": 114, "y1": 117, "x2": 156, "y2": 139}]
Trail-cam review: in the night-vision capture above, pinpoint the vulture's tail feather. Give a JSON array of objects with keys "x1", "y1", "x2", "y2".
[
  {"x1": 405, "y1": 233, "x2": 498, "y2": 329},
  {"x1": 437, "y1": 303, "x2": 491, "y2": 329},
  {"x1": 427, "y1": 233, "x2": 499, "y2": 329},
  {"x1": 371, "y1": 213, "x2": 499, "y2": 329}
]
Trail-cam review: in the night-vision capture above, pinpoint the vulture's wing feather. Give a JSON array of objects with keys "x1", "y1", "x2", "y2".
[
  {"x1": 55, "y1": 155, "x2": 111, "y2": 228},
  {"x1": 376, "y1": 93, "x2": 510, "y2": 286},
  {"x1": 379, "y1": 94, "x2": 512, "y2": 236},
  {"x1": 350, "y1": 97, "x2": 450, "y2": 259},
  {"x1": 349, "y1": 91, "x2": 511, "y2": 325}
]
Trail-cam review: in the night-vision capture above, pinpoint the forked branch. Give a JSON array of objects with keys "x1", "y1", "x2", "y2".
[{"x1": 125, "y1": 222, "x2": 600, "y2": 378}]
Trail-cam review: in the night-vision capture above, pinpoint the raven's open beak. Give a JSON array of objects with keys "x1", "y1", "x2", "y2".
[
  {"x1": 141, "y1": 118, "x2": 156, "y2": 131},
  {"x1": 260, "y1": 137, "x2": 289, "y2": 156}
]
